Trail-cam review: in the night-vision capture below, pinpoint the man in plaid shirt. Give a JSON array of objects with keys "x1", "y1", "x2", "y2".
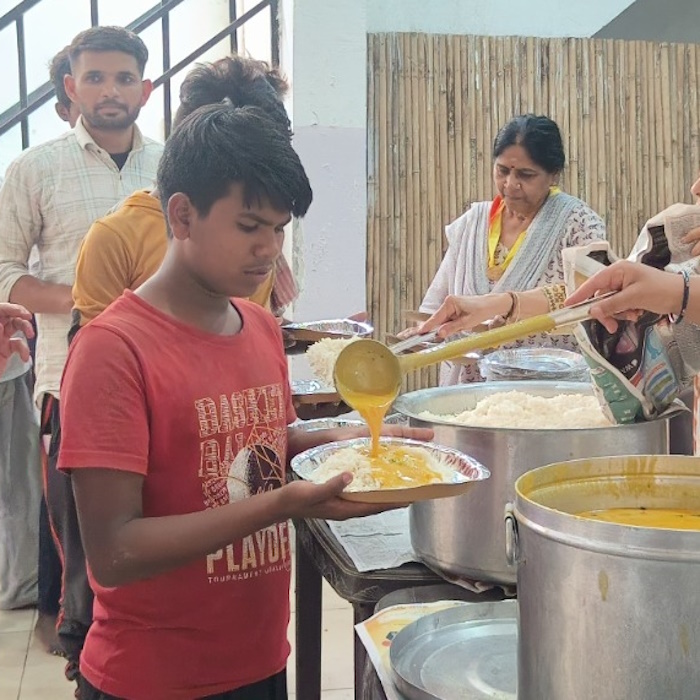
[{"x1": 0, "y1": 25, "x2": 162, "y2": 656}]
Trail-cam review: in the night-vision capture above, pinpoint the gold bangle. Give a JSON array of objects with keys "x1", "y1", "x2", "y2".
[
  {"x1": 501, "y1": 292, "x2": 516, "y2": 321},
  {"x1": 503, "y1": 291, "x2": 521, "y2": 324},
  {"x1": 503, "y1": 292, "x2": 516, "y2": 322},
  {"x1": 511, "y1": 292, "x2": 522, "y2": 323}
]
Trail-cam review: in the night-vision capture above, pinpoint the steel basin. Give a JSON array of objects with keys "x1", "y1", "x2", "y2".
[
  {"x1": 511, "y1": 455, "x2": 700, "y2": 699},
  {"x1": 393, "y1": 381, "x2": 670, "y2": 584}
]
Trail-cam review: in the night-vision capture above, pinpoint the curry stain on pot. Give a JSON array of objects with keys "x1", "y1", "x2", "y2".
[{"x1": 598, "y1": 570, "x2": 609, "y2": 602}]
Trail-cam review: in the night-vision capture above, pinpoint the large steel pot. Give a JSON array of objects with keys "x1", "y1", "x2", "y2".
[
  {"x1": 509, "y1": 456, "x2": 700, "y2": 699},
  {"x1": 393, "y1": 381, "x2": 670, "y2": 584}
]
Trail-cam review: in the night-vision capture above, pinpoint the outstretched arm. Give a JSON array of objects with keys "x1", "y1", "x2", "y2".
[{"x1": 565, "y1": 261, "x2": 693, "y2": 331}]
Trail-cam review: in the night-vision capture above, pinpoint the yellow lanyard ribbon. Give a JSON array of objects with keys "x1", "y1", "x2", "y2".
[{"x1": 487, "y1": 188, "x2": 561, "y2": 280}]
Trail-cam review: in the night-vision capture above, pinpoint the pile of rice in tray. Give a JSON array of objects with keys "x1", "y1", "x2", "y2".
[
  {"x1": 418, "y1": 391, "x2": 612, "y2": 430},
  {"x1": 312, "y1": 445, "x2": 453, "y2": 491},
  {"x1": 305, "y1": 337, "x2": 359, "y2": 387}
]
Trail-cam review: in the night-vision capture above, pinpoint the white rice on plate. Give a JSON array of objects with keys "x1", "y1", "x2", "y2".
[
  {"x1": 311, "y1": 444, "x2": 457, "y2": 491},
  {"x1": 305, "y1": 337, "x2": 359, "y2": 387},
  {"x1": 418, "y1": 391, "x2": 612, "y2": 430}
]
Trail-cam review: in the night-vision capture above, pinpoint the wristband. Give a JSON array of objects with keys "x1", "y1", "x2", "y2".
[{"x1": 670, "y1": 269, "x2": 690, "y2": 324}]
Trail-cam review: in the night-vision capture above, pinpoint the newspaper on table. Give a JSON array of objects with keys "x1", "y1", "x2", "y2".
[
  {"x1": 562, "y1": 203, "x2": 700, "y2": 424},
  {"x1": 355, "y1": 600, "x2": 470, "y2": 700},
  {"x1": 326, "y1": 508, "x2": 416, "y2": 573}
]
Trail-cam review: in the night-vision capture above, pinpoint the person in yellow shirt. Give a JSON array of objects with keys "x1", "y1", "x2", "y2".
[{"x1": 71, "y1": 54, "x2": 296, "y2": 333}]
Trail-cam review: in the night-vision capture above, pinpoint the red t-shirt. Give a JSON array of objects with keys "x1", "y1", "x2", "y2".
[{"x1": 58, "y1": 292, "x2": 296, "y2": 700}]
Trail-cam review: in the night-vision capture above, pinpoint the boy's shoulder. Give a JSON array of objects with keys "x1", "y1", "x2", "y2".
[
  {"x1": 76, "y1": 295, "x2": 283, "y2": 351},
  {"x1": 74, "y1": 293, "x2": 154, "y2": 350},
  {"x1": 81, "y1": 295, "x2": 281, "y2": 345},
  {"x1": 236, "y1": 299, "x2": 283, "y2": 340}
]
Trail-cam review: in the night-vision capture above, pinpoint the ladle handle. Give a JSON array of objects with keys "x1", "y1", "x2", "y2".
[
  {"x1": 397, "y1": 314, "x2": 558, "y2": 372},
  {"x1": 394, "y1": 292, "x2": 613, "y2": 374}
]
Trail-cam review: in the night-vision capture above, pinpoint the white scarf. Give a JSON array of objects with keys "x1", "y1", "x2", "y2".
[{"x1": 461, "y1": 191, "x2": 581, "y2": 296}]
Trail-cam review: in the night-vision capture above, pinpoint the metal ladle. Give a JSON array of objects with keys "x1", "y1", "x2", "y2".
[{"x1": 333, "y1": 294, "x2": 614, "y2": 406}]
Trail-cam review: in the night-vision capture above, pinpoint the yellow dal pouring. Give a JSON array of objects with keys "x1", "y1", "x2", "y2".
[
  {"x1": 333, "y1": 314, "x2": 560, "y2": 456},
  {"x1": 338, "y1": 387, "x2": 396, "y2": 456}
]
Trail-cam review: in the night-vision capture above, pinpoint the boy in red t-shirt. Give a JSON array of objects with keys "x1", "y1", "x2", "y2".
[{"x1": 58, "y1": 104, "x2": 430, "y2": 700}]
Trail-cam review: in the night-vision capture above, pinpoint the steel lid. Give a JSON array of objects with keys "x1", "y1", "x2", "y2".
[{"x1": 389, "y1": 600, "x2": 518, "y2": 699}]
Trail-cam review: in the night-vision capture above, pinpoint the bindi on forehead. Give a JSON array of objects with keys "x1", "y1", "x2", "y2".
[{"x1": 495, "y1": 161, "x2": 540, "y2": 176}]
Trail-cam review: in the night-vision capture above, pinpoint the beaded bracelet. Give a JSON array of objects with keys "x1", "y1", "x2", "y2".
[{"x1": 670, "y1": 269, "x2": 690, "y2": 324}]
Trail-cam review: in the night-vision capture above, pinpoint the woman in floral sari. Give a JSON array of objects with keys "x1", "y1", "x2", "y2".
[{"x1": 411, "y1": 114, "x2": 606, "y2": 385}]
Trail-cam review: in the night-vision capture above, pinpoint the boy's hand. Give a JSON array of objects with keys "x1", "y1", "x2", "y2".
[{"x1": 282, "y1": 474, "x2": 407, "y2": 521}]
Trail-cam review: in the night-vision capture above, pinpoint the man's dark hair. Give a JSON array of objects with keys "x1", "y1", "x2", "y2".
[
  {"x1": 174, "y1": 55, "x2": 291, "y2": 137},
  {"x1": 158, "y1": 104, "x2": 312, "y2": 231},
  {"x1": 49, "y1": 46, "x2": 71, "y2": 108},
  {"x1": 493, "y1": 114, "x2": 566, "y2": 174},
  {"x1": 67, "y1": 26, "x2": 149, "y2": 75}
]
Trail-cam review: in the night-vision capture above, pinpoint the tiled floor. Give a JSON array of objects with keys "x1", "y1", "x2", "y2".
[{"x1": 0, "y1": 563, "x2": 356, "y2": 699}]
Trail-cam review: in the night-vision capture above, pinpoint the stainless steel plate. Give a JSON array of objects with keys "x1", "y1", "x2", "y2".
[
  {"x1": 282, "y1": 318, "x2": 373, "y2": 354},
  {"x1": 479, "y1": 347, "x2": 589, "y2": 382},
  {"x1": 282, "y1": 318, "x2": 373, "y2": 335},
  {"x1": 390, "y1": 600, "x2": 518, "y2": 700},
  {"x1": 291, "y1": 379, "x2": 336, "y2": 396},
  {"x1": 290, "y1": 380, "x2": 352, "y2": 420},
  {"x1": 291, "y1": 417, "x2": 364, "y2": 431}
]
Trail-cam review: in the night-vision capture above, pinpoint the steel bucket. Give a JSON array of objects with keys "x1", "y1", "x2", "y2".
[
  {"x1": 393, "y1": 381, "x2": 670, "y2": 584},
  {"x1": 509, "y1": 455, "x2": 700, "y2": 699}
]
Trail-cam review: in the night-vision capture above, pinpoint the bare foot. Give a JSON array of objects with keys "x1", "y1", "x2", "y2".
[{"x1": 34, "y1": 611, "x2": 64, "y2": 656}]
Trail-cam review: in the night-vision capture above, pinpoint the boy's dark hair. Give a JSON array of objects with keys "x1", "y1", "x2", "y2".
[
  {"x1": 49, "y1": 46, "x2": 72, "y2": 108},
  {"x1": 493, "y1": 114, "x2": 566, "y2": 174},
  {"x1": 158, "y1": 104, "x2": 312, "y2": 231},
  {"x1": 174, "y1": 55, "x2": 291, "y2": 137},
  {"x1": 67, "y1": 26, "x2": 149, "y2": 75}
]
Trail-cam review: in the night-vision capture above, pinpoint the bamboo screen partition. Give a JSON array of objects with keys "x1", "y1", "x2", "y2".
[{"x1": 367, "y1": 33, "x2": 700, "y2": 391}]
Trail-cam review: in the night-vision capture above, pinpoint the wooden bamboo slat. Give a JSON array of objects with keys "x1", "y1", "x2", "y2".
[{"x1": 367, "y1": 33, "x2": 700, "y2": 391}]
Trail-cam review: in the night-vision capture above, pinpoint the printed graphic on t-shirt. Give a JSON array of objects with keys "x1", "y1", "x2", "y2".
[{"x1": 194, "y1": 383, "x2": 291, "y2": 584}]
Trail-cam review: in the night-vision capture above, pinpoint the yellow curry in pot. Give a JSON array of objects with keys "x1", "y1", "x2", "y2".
[{"x1": 578, "y1": 508, "x2": 700, "y2": 530}]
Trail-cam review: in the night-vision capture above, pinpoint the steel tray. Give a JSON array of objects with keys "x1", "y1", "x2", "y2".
[
  {"x1": 389, "y1": 599, "x2": 518, "y2": 699},
  {"x1": 282, "y1": 318, "x2": 373, "y2": 354}
]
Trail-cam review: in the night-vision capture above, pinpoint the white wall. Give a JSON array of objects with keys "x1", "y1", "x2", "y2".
[
  {"x1": 366, "y1": 0, "x2": 636, "y2": 37},
  {"x1": 281, "y1": 0, "x2": 368, "y2": 327}
]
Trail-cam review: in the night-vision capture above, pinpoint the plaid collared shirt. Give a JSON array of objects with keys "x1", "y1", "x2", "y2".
[{"x1": 0, "y1": 116, "x2": 163, "y2": 401}]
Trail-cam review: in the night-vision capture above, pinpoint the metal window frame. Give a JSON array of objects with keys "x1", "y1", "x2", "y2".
[{"x1": 0, "y1": 0, "x2": 279, "y2": 147}]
